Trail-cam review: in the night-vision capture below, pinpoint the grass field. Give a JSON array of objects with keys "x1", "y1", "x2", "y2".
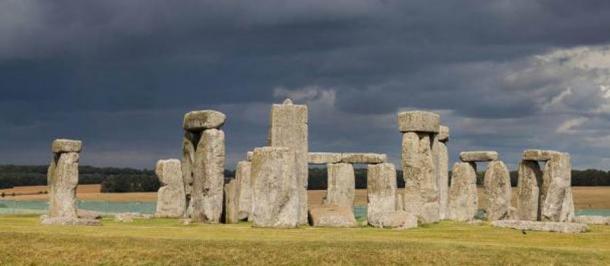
[{"x1": 0, "y1": 215, "x2": 609, "y2": 265}]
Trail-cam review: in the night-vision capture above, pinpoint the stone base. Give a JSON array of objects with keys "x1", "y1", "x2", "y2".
[
  {"x1": 40, "y1": 215, "x2": 101, "y2": 226},
  {"x1": 491, "y1": 220, "x2": 588, "y2": 233},
  {"x1": 308, "y1": 206, "x2": 357, "y2": 228}
]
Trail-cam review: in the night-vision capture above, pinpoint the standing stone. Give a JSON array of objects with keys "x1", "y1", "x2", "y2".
[
  {"x1": 516, "y1": 160, "x2": 543, "y2": 221},
  {"x1": 191, "y1": 128, "x2": 225, "y2": 223},
  {"x1": 224, "y1": 179, "x2": 240, "y2": 224},
  {"x1": 448, "y1": 162, "x2": 477, "y2": 222},
  {"x1": 268, "y1": 99, "x2": 308, "y2": 225},
  {"x1": 483, "y1": 160, "x2": 511, "y2": 221},
  {"x1": 367, "y1": 163, "x2": 416, "y2": 228},
  {"x1": 236, "y1": 161, "x2": 252, "y2": 220},
  {"x1": 402, "y1": 132, "x2": 439, "y2": 223},
  {"x1": 182, "y1": 131, "x2": 199, "y2": 217},
  {"x1": 47, "y1": 152, "x2": 79, "y2": 219},
  {"x1": 251, "y1": 147, "x2": 299, "y2": 228},
  {"x1": 541, "y1": 153, "x2": 574, "y2": 222},
  {"x1": 155, "y1": 159, "x2": 186, "y2": 218},
  {"x1": 437, "y1": 126, "x2": 449, "y2": 219},
  {"x1": 325, "y1": 163, "x2": 355, "y2": 208}
]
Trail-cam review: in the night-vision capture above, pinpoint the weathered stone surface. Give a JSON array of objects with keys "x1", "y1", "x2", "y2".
[
  {"x1": 367, "y1": 163, "x2": 397, "y2": 224},
  {"x1": 397, "y1": 111, "x2": 440, "y2": 133},
  {"x1": 77, "y1": 209, "x2": 102, "y2": 220},
  {"x1": 340, "y1": 153, "x2": 387, "y2": 164},
  {"x1": 155, "y1": 159, "x2": 186, "y2": 218},
  {"x1": 246, "y1": 151, "x2": 253, "y2": 161},
  {"x1": 251, "y1": 147, "x2": 299, "y2": 228},
  {"x1": 516, "y1": 160, "x2": 543, "y2": 221},
  {"x1": 325, "y1": 163, "x2": 355, "y2": 208},
  {"x1": 459, "y1": 151, "x2": 498, "y2": 162},
  {"x1": 437, "y1": 141, "x2": 449, "y2": 220},
  {"x1": 308, "y1": 152, "x2": 342, "y2": 164},
  {"x1": 224, "y1": 179, "x2": 240, "y2": 224},
  {"x1": 574, "y1": 216, "x2": 610, "y2": 225},
  {"x1": 268, "y1": 99, "x2": 308, "y2": 225},
  {"x1": 541, "y1": 153, "x2": 574, "y2": 222},
  {"x1": 236, "y1": 161, "x2": 252, "y2": 221},
  {"x1": 52, "y1": 139, "x2": 82, "y2": 153},
  {"x1": 40, "y1": 215, "x2": 101, "y2": 226},
  {"x1": 191, "y1": 129, "x2": 225, "y2": 223},
  {"x1": 522, "y1": 149, "x2": 562, "y2": 161},
  {"x1": 447, "y1": 162, "x2": 477, "y2": 222},
  {"x1": 114, "y1": 212, "x2": 153, "y2": 223},
  {"x1": 47, "y1": 152, "x2": 79, "y2": 220},
  {"x1": 183, "y1": 110, "x2": 226, "y2": 131},
  {"x1": 368, "y1": 211, "x2": 418, "y2": 229},
  {"x1": 483, "y1": 160, "x2": 512, "y2": 221},
  {"x1": 491, "y1": 220, "x2": 588, "y2": 233},
  {"x1": 401, "y1": 132, "x2": 439, "y2": 223},
  {"x1": 181, "y1": 131, "x2": 197, "y2": 217},
  {"x1": 308, "y1": 205, "x2": 357, "y2": 227},
  {"x1": 438, "y1": 125, "x2": 450, "y2": 142}
]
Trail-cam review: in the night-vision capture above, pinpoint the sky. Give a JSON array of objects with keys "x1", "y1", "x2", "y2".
[{"x1": 1, "y1": 0, "x2": 609, "y2": 170}]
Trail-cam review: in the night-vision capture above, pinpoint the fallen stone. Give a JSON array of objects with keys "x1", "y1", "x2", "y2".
[
  {"x1": 52, "y1": 139, "x2": 82, "y2": 153},
  {"x1": 340, "y1": 153, "x2": 387, "y2": 164},
  {"x1": 491, "y1": 220, "x2": 588, "y2": 233},
  {"x1": 397, "y1": 111, "x2": 440, "y2": 133},
  {"x1": 308, "y1": 205, "x2": 357, "y2": 227},
  {"x1": 483, "y1": 160, "x2": 512, "y2": 221},
  {"x1": 541, "y1": 152, "x2": 574, "y2": 222},
  {"x1": 40, "y1": 215, "x2": 101, "y2": 226},
  {"x1": 448, "y1": 162, "x2": 478, "y2": 222},
  {"x1": 308, "y1": 152, "x2": 342, "y2": 164},
  {"x1": 236, "y1": 161, "x2": 252, "y2": 221},
  {"x1": 522, "y1": 149, "x2": 562, "y2": 161},
  {"x1": 459, "y1": 151, "x2": 498, "y2": 162},
  {"x1": 402, "y1": 132, "x2": 439, "y2": 223},
  {"x1": 223, "y1": 178, "x2": 240, "y2": 224},
  {"x1": 47, "y1": 151, "x2": 79, "y2": 220},
  {"x1": 114, "y1": 212, "x2": 153, "y2": 223},
  {"x1": 155, "y1": 159, "x2": 186, "y2": 218},
  {"x1": 438, "y1": 125, "x2": 449, "y2": 142},
  {"x1": 325, "y1": 163, "x2": 355, "y2": 208},
  {"x1": 183, "y1": 110, "x2": 226, "y2": 131},
  {"x1": 516, "y1": 160, "x2": 543, "y2": 221},
  {"x1": 251, "y1": 147, "x2": 299, "y2": 228},
  {"x1": 574, "y1": 216, "x2": 610, "y2": 225},
  {"x1": 77, "y1": 209, "x2": 102, "y2": 220},
  {"x1": 368, "y1": 211, "x2": 418, "y2": 229},
  {"x1": 367, "y1": 163, "x2": 397, "y2": 225},
  {"x1": 191, "y1": 129, "x2": 225, "y2": 223}
]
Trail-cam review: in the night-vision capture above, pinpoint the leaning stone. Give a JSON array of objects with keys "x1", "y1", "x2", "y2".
[
  {"x1": 308, "y1": 152, "x2": 342, "y2": 164},
  {"x1": 251, "y1": 147, "x2": 299, "y2": 228},
  {"x1": 541, "y1": 153, "x2": 574, "y2": 222},
  {"x1": 574, "y1": 216, "x2": 610, "y2": 225},
  {"x1": 438, "y1": 125, "x2": 450, "y2": 142},
  {"x1": 183, "y1": 110, "x2": 226, "y2": 131},
  {"x1": 397, "y1": 111, "x2": 440, "y2": 133},
  {"x1": 324, "y1": 163, "x2": 355, "y2": 208},
  {"x1": 191, "y1": 129, "x2": 225, "y2": 223},
  {"x1": 155, "y1": 159, "x2": 186, "y2": 218},
  {"x1": 40, "y1": 215, "x2": 101, "y2": 226},
  {"x1": 47, "y1": 152, "x2": 79, "y2": 220},
  {"x1": 402, "y1": 132, "x2": 439, "y2": 223},
  {"x1": 224, "y1": 179, "x2": 240, "y2": 224},
  {"x1": 491, "y1": 220, "x2": 588, "y2": 233},
  {"x1": 367, "y1": 163, "x2": 397, "y2": 225},
  {"x1": 236, "y1": 161, "x2": 252, "y2": 221},
  {"x1": 437, "y1": 140, "x2": 449, "y2": 220},
  {"x1": 447, "y1": 162, "x2": 478, "y2": 222},
  {"x1": 459, "y1": 151, "x2": 498, "y2": 162},
  {"x1": 522, "y1": 149, "x2": 562, "y2": 161},
  {"x1": 268, "y1": 99, "x2": 308, "y2": 225},
  {"x1": 52, "y1": 139, "x2": 82, "y2": 153},
  {"x1": 368, "y1": 211, "x2": 418, "y2": 229},
  {"x1": 340, "y1": 153, "x2": 387, "y2": 164},
  {"x1": 516, "y1": 160, "x2": 543, "y2": 221},
  {"x1": 308, "y1": 205, "x2": 357, "y2": 227},
  {"x1": 483, "y1": 160, "x2": 512, "y2": 221}
]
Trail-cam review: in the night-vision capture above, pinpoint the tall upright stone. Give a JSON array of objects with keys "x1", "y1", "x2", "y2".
[
  {"x1": 181, "y1": 131, "x2": 197, "y2": 216},
  {"x1": 268, "y1": 99, "x2": 308, "y2": 225},
  {"x1": 236, "y1": 161, "x2": 252, "y2": 221},
  {"x1": 224, "y1": 178, "x2": 240, "y2": 224},
  {"x1": 47, "y1": 139, "x2": 81, "y2": 220},
  {"x1": 324, "y1": 163, "x2": 355, "y2": 208},
  {"x1": 447, "y1": 162, "x2": 477, "y2": 222},
  {"x1": 366, "y1": 163, "x2": 417, "y2": 229},
  {"x1": 437, "y1": 126, "x2": 449, "y2": 219},
  {"x1": 516, "y1": 160, "x2": 542, "y2": 221},
  {"x1": 155, "y1": 159, "x2": 186, "y2": 218},
  {"x1": 251, "y1": 147, "x2": 299, "y2": 228},
  {"x1": 483, "y1": 160, "x2": 511, "y2": 221}
]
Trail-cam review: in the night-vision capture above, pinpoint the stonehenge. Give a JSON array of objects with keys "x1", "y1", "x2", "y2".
[
  {"x1": 183, "y1": 110, "x2": 226, "y2": 223},
  {"x1": 154, "y1": 159, "x2": 186, "y2": 218}
]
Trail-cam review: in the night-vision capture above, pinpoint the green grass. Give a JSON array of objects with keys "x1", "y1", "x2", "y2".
[{"x1": 0, "y1": 215, "x2": 609, "y2": 265}]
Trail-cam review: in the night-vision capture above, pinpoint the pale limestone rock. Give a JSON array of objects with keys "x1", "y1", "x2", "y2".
[
  {"x1": 236, "y1": 161, "x2": 252, "y2": 220},
  {"x1": 224, "y1": 179, "x2": 240, "y2": 224},
  {"x1": 325, "y1": 163, "x2": 355, "y2": 208},
  {"x1": 516, "y1": 160, "x2": 542, "y2": 221},
  {"x1": 397, "y1": 111, "x2": 440, "y2": 133},
  {"x1": 183, "y1": 110, "x2": 226, "y2": 131},
  {"x1": 483, "y1": 160, "x2": 512, "y2": 221},
  {"x1": 438, "y1": 125, "x2": 450, "y2": 142},
  {"x1": 402, "y1": 132, "x2": 439, "y2": 223},
  {"x1": 308, "y1": 205, "x2": 357, "y2": 227},
  {"x1": 268, "y1": 99, "x2": 308, "y2": 225},
  {"x1": 491, "y1": 220, "x2": 588, "y2": 233},
  {"x1": 52, "y1": 139, "x2": 82, "y2": 153},
  {"x1": 541, "y1": 153, "x2": 574, "y2": 222},
  {"x1": 308, "y1": 152, "x2": 342, "y2": 164},
  {"x1": 447, "y1": 162, "x2": 477, "y2": 222},
  {"x1": 574, "y1": 216, "x2": 610, "y2": 225},
  {"x1": 155, "y1": 159, "x2": 186, "y2": 218},
  {"x1": 522, "y1": 149, "x2": 562, "y2": 161},
  {"x1": 191, "y1": 129, "x2": 225, "y2": 223},
  {"x1": 437, "y1": 140, "x2": 449, "y2": 220},
  {"x1": 368, "y1": 211, "x2": 418, "y2": 229},
  {"x1": 47, "y1": 152, "x2": 79, "y2": 220},
  {"x1": 459, "y1": 151, "x2": 498, "y2": 162},
  {"x1": 251, "y1": 147, "x2": 299, "y2": 228},
  {"x1": 367, "y1": 163, "x2": 397, "y2": 222}
]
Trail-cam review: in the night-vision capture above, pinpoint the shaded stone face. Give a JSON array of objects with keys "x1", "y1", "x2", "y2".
[
  {"x1": 483, "y1": 160, "x2": 512, "y2": 221},
  {"x1": 448, "y1": 162, "x2": 477, "y2": 222},
  {"x1": 251, "y1": 147, "x2": 299, "y2": 228},
  {"x1": 325, "y1": 163, "x2": 355, "y2": 208},
  {"x1": 183, "y1": 110, "x2": 226, "y2": 131},
  {"x1": 235, "y1": 161, "x2": 252, "y2": 220},
  {"x1": 397, "y1": 111, "x2": 440, "y2": 133},
  {"x1": 51, "y1": 139, "x2": 82, "y2": 153},
  {"x1": 191, "y1": 129, "x2": 225, "y2": 223},
  {"x1": 516, "y1": 160, "x2": 543, "y2": 221},
  {"x1": 155, "y1": 159, "x2": 186, "y2": 218},
  {"x1": 47, "y1": 152, "x2": 79, "y2": 219},
  {"x1": 308, "y1": 205, "x2": 357, "y2": 228},
  {"x1": 223, "y1": 179, "x2": 240, "y2": 224},
  {"x1": 541, "y1": 153, "x2": 574, "y2": 222},
  {"x1": 459, "y1": 151, "x2": 498, "y2": 162}
]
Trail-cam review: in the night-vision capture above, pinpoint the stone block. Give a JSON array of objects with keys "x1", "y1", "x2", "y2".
[
  {"x1": 183, "y1": 110, "x2": 226, "y2": 131},
  {"x1": 397, "y1": 111, "x2": 440, "y2": 133},
  {"x1": 459, "y1": 151, "x2": 498, "y2": 162}
]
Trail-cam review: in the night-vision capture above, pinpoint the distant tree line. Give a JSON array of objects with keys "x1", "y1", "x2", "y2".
[{"x1": 1, "y1": 165, "x2": 610, "y2": 192}]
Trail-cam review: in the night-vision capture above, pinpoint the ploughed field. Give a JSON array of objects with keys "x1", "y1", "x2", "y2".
[{"x1": 0, "y1": 215, "x2": 609, "y2": 265}]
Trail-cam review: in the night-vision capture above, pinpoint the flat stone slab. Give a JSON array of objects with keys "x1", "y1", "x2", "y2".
[
  {"x1": 308, "y1": 205, "x2": 357, "y2": 228},
  {"x1": 368, "y1": 211, "x2": 418, "y2": 230},
  {"x1": 522, "y1": 149, "x2": 563, "y2": 161},
  {"x1": 459, "y1": 151, "x2": 498, "y2": 162},
  {"x1": 340, "y1": 153, "x2": 387, "y2": 164},
  {"x1": 40, "y1": 215, "x2": 101, "y2": 226},
  {"x1": 52, "y1": 139, "x2": 82, "y2": 153},
  {"x1": 308, "y1": 152, "x2": 342, "y2": 164},
  {"x1": 438, "y1": 125, "x2": 449, "y2": 142},
  {"x1": 574, "y1": 216, "x2": 610, "y2": 225},
  {"x1": 491, "y1": 220, "x2": 588, "y2": 233},
  {"x1": 183, "y1": 110, "x2": 226, "y2": 131},
  {"x1": 397, "y1": 111, "x2": 440, "y2": 133}
]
